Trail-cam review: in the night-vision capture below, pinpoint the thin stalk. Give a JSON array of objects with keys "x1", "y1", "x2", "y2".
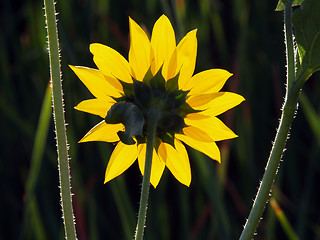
[
  {"x1": 239, "y1": 95, "x2": 295, "y2": 240},
  {"x1": 284, "y1": 0, "x2": 295, "y2": 89},
  {"x1": 239, "y1": 2, "x2": 309, "y2": 239},
  {"x1": 239, "y1": 68, "x2": 311, "y2": 240},
  {"x1": 44, "y1": 0, "x2": 77, "y2": 239},
  {"x1": 135, "y1": 113, "x2": 159, "y2": 240}
]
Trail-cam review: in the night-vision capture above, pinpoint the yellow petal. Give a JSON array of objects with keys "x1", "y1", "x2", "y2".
[
  {"x1": 183, "y1": 113, "x2": 210, "y2": 120},
  {"x1": 176, "y1": 29, "x2": 198, "y2": 88},
  {"x1": 182, "y1": 69, "x2": 233, "y2": 95},
  {"x1": 79, "y1": 121, "x2": 124, "y2": 143},
  {"x1": 75, "y1": 98, "x2": 115, "y2": 118},
  {"x1": 185, "y1": 114, "x2": 238, "y2": 141},
  {"x1": 187, "y1": 92, "x2": 245, "y2": 116},
  {"x1": 182, "y1": 126, "x2": 213, "y2": 142},
  {"x1": 90, "y1": 43, "x2": 132, "y2": 83},
  {"x1": 158, "y1": 139, "x2": 191, "y2": 187},
  {"x1": 157, "y1": 140, "x2": 167, "y2": 162},
  {"x1": 165, "y1": 48, "x2": 178, "y2": 80},
  {"x1": 176, "y1": 133, "x2": 221, "y2": 163},
  {"x1": 69, "y1": 65, "x2": 122, "y2": 98},
  {"x1": 104, "y1": 142, "x2": 138, "y2": 183},
  {"x1": 151, "y1": 15, "x2": 176, "y2": 77},
  {"x1": 104, "y1": 74, "x2": 124, "y2": 92},
  {"x1": 129, "y1": 17, "x2": 151, "y2": 81},
  {"x1": 137, "y1": 144, "x2": 165, "y2": 188},
  {"x1": 186, "y1": 93, "x2": 215, "y2": 108}
]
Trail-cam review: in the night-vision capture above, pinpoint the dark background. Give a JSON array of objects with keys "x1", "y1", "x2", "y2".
[{"x1": 1, "y1": 0, "x2": 320, "y2": 239}]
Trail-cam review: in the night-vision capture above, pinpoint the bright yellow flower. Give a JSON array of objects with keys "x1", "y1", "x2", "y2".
[{"x1": 70, "y1": 15, "x2": 244, "y2": 188}]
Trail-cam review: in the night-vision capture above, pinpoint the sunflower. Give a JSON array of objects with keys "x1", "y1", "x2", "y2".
[{"x1": 70, "y1": 15, "x2": 244, "y2": 188}]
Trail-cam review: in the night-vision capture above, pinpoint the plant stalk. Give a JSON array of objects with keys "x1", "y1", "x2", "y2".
[
  {"x1": 135, "y1": 113, "x2": 158, "y2": 240},
  {"x1": 239, "y1": 2, "x2": 308, "y2": 239},
  {"x1": 44, "y1": 0, "x2": 77, "y2": 239},
  {"x1": 284, "y1": 0, "x2": 295, "y2": 89}
]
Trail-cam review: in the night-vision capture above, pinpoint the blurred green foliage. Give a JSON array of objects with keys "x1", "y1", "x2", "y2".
[{"x1": 1, "y1": 0, "x2": 320, "y2": 239}]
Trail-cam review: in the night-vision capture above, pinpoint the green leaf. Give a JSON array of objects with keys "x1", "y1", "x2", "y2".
[
  {"x1": 133, "y1": 79, "x2": 152, "y2": 108},
  {"x1": 179, "y1": 103, "x2": 200, "y2": 117},
  {"x1": 150, "y1": 67, "x2": 166, "y2": 92},
  {"x1": 275, "y1": 0, "x2": 304, "y2": 11},
  {"x1": 292, "y1": 0, "x2": 320, "y2": 75},
  {"x1": 157, "y1": 113, "x2": 186, "y2": 133},
  {"x1": 118, "y1": 79, "x2": 134, "y2": 97},
  {"x1": 158, "y1": 131, "x2": 175, "y2": 147},
  {"x1": 165, "y1": 90, "x2": 189, "y2": 110},
  {"x1": 105, "y1": 102, "x2": 145, "y2": 145},
  {"x1": 166, "y1": 72, "x2": 180, "y2": 91},
  {"x1": 142, "y1": 67, "x2": 153, "y2": 84}
]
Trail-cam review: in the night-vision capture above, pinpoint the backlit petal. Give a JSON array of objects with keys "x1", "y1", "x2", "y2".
[
  {"x1": 186, "y1": 93, "x2": 216, "y2": 108},
  {"x1": 151, "y1": 15, "x2": 176, "y2": 77},
  {"x1": 138, "y1": 144, "x2": 165, "y2": 188},
  {"x1": 158, "y1": 139, "x2": 191, "y2": 187},
  {"x1": 182, "y1": 69, "x2": 232, "y2": 94},
  {"x1": 183, "y1": 113, "x2": 210, "y2": 120},
  {"x1": 75, "y1": 98, "x2": 115, "y2": 118},
  {"x1": 165, "y1": 48, "x2": 178, "y2": 80},
  {"x1": 176, "y1": 133, "x2": 221, "y2": 163},
  {"x1": 129, "y1": 17, "x2": 151, "y2": 81},
  {"x1": 185, "y1": 114, "x2": 238, "y2": 141},
  {"x1": 104, "y1": 142, "x2": 138, "y2": 183},
  {"x1": 157, "y1": 141, "x2": 167, "y2": 162},
  {"x1": 187, "y1": 92, "x2": 245, "y2": 116},
  {"x1": 69, "y1": 66, "x2": 122, "y2": 98},
  {"x1": 182, "y1": 126, "x2": 213, "y2": 142},
  {"x1": 176, "y1": 29, "x2": 198, "y2": 88},
  {"x1": 79, "y1": 121, "x2": 124, "y2": 143},
  {"x1": 90, "y1": 43, "x2": 132, "y2": 83}
]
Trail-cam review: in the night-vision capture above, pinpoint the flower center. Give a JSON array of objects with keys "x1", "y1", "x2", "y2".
[{"x1": 105, "y1": 68, "x2": 198, "y2": 146}]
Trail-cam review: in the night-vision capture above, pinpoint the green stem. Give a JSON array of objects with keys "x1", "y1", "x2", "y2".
[
  {"x1": 135, "y1": 113, "x2": 158, "y2": 240},
  {"x1": 239, "y1": 96, "x2": 295, "y2": 240},
  {"x1": 239, "y1": 71, "x2": 310, "y2": 240},
  {"x1": 239, "y1": 3, "x2": 310, "y2": 239},
  {"x1": 44, "y1": 0, "x2": 77, "y2": 239},
  {"x1": 284, "y1": 0, "x2": 295, "y2": 89}
]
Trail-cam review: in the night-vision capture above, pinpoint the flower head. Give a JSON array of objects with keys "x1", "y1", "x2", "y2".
[{"x1": 70, "y1": 15, "x2": 244, "y2": 187}]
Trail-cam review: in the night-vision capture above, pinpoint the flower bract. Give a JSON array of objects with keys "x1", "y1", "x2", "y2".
[{"x1": 70, "y1": 15, "x2": 245, "y2": 188}]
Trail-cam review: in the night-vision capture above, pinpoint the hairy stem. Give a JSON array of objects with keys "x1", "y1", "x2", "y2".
[
  {"x1": 135, "y1": 113, "x2": 158, "y2": 240},
  {"x1": 284, "y1": 0, "x2": 295, "y2": 89},
  {"x1": 239, "y1": 2, "x2": 308, "y2": 239},
  {"x1": 44, "y1": 0, "x2": 77, "y2": 239}
]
